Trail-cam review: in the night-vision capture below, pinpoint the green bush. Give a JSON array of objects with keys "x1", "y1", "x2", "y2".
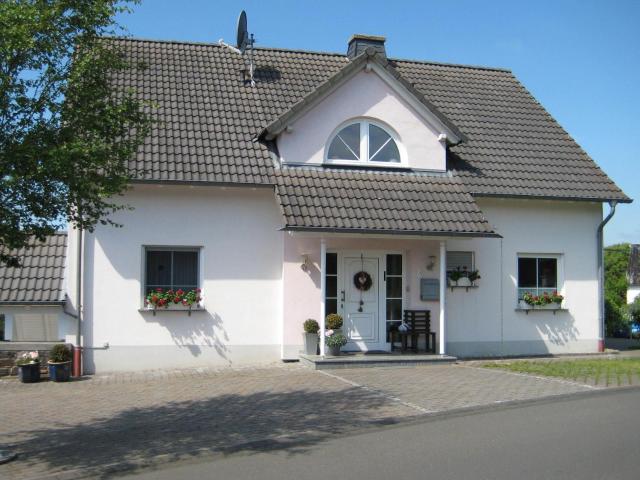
[
  {"x1": 605, "y1": 243, "x2": 631, "y2": 337},
  {"x1": 326, "y1": 313, "x2": 343, "y2": 330},
  {"x1": 49, "y1": 344, "x2": 72, "y2": 363},
  {"x1": 325, "y1": 332, "x2": 347, "y2": 347},
  {"x1": 303, "y1": 319, "x2": 319, "y2": 333}
]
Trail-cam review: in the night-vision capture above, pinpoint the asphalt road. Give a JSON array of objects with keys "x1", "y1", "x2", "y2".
[{"x1": 123, "y1": 389, "x2": 640, "y2": 480}]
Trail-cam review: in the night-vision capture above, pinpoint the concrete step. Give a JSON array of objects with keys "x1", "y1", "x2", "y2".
[{"x1": 299, "y1": 353, "x2": 457, "y2": 370}]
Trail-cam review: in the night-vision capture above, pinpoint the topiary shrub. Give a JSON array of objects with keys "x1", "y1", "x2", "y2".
[
  {"x1": 325, "y1": 332, "x2": 347, "y2": 347},
  {"x1": 326, "y1": 313, "x2": 343, "y2": 330},
  {"x1": 49, "y1": 344, "x2": 72, "y2": 363},
  {"x1": 303, "y1": 319, "x2": 319, "y2": 333}
]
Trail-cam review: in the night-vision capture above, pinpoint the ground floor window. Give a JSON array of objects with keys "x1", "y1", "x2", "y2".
[
  {"x1": 386, "y1": 254, "x2": 403, "y2": 341},
  {"x1": 517, "y1": 256, "x2": 558, "y2": 299},
  {"x1": 145, "y1": 248, "x2": 200, "y2": 294},
  {"x1": 0, "y1": 313, "x2": 4, "y2": 341}
]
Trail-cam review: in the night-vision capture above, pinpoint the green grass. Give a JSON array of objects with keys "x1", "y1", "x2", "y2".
[{"x1": 483, "y1": 358, "x2": 640, "y2": 386}]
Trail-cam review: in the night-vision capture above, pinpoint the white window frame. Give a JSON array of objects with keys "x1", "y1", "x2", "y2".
[
  {"x1": 324, "y1": 118, "x2": 407, "y2": 167},
  {"x1": 516, "y1": 253, "x2": 564, "y2": 301},
  {"x1": 141, "y1": 246, "x2": 203, "y2": 305}
]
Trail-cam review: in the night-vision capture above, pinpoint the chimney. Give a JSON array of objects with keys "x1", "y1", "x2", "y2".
[{"x1": 347, "y1": 34, "x2": 386, "y2": 59}]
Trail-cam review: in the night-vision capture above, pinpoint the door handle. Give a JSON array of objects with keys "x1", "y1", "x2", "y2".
[{"x1": 341, "y1": 290, "x2": 345, "y2": 302}]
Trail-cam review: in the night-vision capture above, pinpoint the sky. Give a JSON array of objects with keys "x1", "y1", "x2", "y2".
[{"x1": 116, "y1": 0, "x2": 639, "y2": 245}]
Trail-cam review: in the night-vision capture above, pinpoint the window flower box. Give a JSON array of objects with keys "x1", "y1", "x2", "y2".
[
  {"x1": 144, "y1": 288, "x2": 203, "y2": 316},
  {"x1": 519, "y1": 291, "x2": 564, "y2": 314}
]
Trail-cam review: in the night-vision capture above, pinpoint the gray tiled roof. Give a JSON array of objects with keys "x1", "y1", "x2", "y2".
[
  {"x1": 275, "y1": 168, "x2": 498, "y2": 236},
  {"x1": 110, "y1": 37, "x2": 629, "y2": 203},
  {"x1": 0, "y1": 233, "x2": 67, "y2": 304}
]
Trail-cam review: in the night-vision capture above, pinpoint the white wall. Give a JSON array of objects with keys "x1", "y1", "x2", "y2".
[
  {"x1": 277, "y1": 70, "x2": 447, "y2": 171},
  {"x1": 445, "y1": 198, "x2": 602, "y2": 356},
  {"x1": 80, "y1": 185, "x2": 284, "y2": 372}
]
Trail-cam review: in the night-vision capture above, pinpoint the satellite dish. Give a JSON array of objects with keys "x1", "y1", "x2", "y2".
[{"x1": 236, "y1": 10, "x2": 249, "y2": 53}]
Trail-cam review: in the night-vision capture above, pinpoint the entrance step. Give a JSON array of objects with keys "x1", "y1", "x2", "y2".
[{"x1": 299, "y1": 352, "x2": 457, "y2": 370}]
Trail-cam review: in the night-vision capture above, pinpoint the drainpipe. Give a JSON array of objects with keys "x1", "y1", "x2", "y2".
[
  {"x1": 73, "y1": 226, "x2": 83, "y2": 377},
  {"x1": 597, "y1": 201, "x2": 617, "y2": 352},
  {"x1": 438, "y1": 240, "x2": 446, "y2": 355}
]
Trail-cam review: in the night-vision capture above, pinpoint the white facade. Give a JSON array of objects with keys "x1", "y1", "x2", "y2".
[
  {"x1": 628, "y1": 286, "x2": 640, "y2": 305},
  {"x1": 75, "y1": 185, "x2": 284, "y2": 373}
]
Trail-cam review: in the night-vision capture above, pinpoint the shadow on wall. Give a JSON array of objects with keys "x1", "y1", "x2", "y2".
[
  {"x1": 532, "y1": 313, "x2": 579, "y2": 348},
  {"x1": 0, "y1": 386, "x2": 404, "y2": 476},
  {"x1": 147, "y1": 310, "x2": 230, "y2": 360}
]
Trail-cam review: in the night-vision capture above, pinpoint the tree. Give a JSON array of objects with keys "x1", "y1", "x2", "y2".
[
  {"x1": 604, "y1": 243, "x2": 631, "y2": 337},
  {"x1": 628, "y1": 296, "x2": 640, "y2": 337},
  {"x1": 0, "y1": 0, "x2": 151, "y2": 265}
]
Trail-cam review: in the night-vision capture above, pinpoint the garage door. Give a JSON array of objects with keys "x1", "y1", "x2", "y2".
[{"x1": 13, "y1": 314, "x2": 59, "y2": 341}]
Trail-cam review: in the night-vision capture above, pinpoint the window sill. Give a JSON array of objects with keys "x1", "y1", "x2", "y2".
[
  {"x1": 139, "y1": 305, "x2": 205, "y2": 317},
  {"x1": 448, "y1": 284, "x2": 479, "y2": 292},
  {"x1": 515, "y1": 307, "x2": 567, "y2": 315}
]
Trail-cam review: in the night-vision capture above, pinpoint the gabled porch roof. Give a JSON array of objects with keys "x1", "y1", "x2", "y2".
[{"x1": 275, "y1": 167, "x2": 500, "y2": 238}]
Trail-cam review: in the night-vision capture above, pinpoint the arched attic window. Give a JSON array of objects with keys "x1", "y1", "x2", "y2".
[{"x1": 326, "y1": 120, "x2": 402, "y2": 165}]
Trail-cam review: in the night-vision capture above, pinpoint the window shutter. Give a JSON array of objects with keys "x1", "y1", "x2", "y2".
[{"x1": 446, "y1": 252, "x2": 473, "y2": 272}]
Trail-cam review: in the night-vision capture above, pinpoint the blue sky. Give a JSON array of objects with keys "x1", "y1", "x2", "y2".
[{"x1": 116, "y1": 0, "x2": 639, "y2": 245}]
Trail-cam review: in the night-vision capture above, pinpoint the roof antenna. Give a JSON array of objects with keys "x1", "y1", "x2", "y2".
[{"x1": 218, "y1": 10, "x2": 256, "y2": 87}]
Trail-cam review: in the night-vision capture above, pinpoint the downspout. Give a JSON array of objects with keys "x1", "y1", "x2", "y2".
[
  {"x1": 597, "y1": 201, "x2": 617, "y2": 352},
  {"x1": 73, "y1": 227, "x2": 83, "y2": 376}
]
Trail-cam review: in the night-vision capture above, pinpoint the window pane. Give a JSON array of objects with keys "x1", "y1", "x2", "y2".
[
  {"x1": 326, "y1": 253, "x2": 337, "y2": 275},
  {"x1": 368, "y1": 124, "x2": 391, "y2": 156},
  {"x1": 386, "y1": 277, "x2": 402, "y2": 298},
  {"x1": 173, "y1": 251, "x2": 198, "y2": 287},
  {"x1": 386, "y1": 299, "x2": 402, "y2": 321},
  {"x1": 326, "y1": 299, "x2": 338, "y2": 316},
  {"x1": 371, "y1": 140, "x2": 400, "y2": 163},
  {"x1": 386, "y1": 254, "x2": 402, "y2": 275},
  {"x1": 447, "y1": 252, "x2": 473, "y2": 272},
  {"x1": 327, "y1": 124, "x2": 360, "y2": 160},
  {"x1": 538, "y1": 258, "x2": 557, "y2": 288},
  {"x1": 146, "y1": 251, "x2": 172, "y2": 289},
  {"x1": 387, "y1": 320, "x2": 401, "y2": 342},
  {"x1": 368, "y1": 124, "x2": 400, "y2": 163},
  {"x1": 518, "y1": 258, "x2": 537, "y2": 288},
  {"x1": 326, "y1": 276, "x2": 337, "y2": 298}
]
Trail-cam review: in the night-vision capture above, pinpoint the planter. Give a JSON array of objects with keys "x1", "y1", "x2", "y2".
[
  {"x1": 17, "y1": 363, "x2": 41, "y2": 383},
  {"x1": 456, "y1": 277, "x2": 471, "y2": 287},
  {"x1": 302, "y1": 333, "x2": 319, "y2": 355},
  {"x1": 519, "y1": 300, "x2": 561, "y2": 310},
  {"x1": 48, "y1": 361, "x2": 71, "y2": 382},
  {"x1": 327, "y1": 344, "x2": 342, "y2": 356}
]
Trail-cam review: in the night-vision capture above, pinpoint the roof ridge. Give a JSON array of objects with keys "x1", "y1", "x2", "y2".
[{"x1": 101, "y1": 35, "x2": 510, "y2": 71}]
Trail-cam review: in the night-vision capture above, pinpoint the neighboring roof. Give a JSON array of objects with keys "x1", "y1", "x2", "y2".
[
  {"x1": 275, "y1": 167, "x2": 498, "y2": 237},
  {"x1": 629, "y1": 245, "x2": 640, "y2": 286},
  {"x1": 258, "y1": 47, "x2": 464, "y2": 144},
  {"x1": 108, "y1": 37, "x2": 630, "y2": 204},
  {"x1": 0, "y1": 233, "x2": 67, "y2": 304}
]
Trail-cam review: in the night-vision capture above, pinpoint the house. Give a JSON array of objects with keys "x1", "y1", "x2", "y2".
[
  {"x1": 628, "y1": 245, "x2": 640, "y2": 304},
  {"x1": 1, "y1": 34, "x2": 631, "y2": 373},
  {"x1": 0, "y1": 233, "x2": 75, "y2": 343}
]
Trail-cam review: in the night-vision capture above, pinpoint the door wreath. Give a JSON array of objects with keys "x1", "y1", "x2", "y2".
[{"x1": 353, "y1": 271, "x2": 373, "y2": 291}]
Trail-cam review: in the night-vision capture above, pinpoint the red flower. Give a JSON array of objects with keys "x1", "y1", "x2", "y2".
[
  {"x1": 174, "y1": 297, "x2": 180, "y2": 304},
  {"x1": 196, "y1": 288, "x2": 201, "y2": 293},
  {"x1": 176, "y1": 289, "x2": 184, "y2": 296},
  {"x1": 182, "y1": 300, "x2": 188, "y2": 306},
  {"x1": 156, "y1": 288, "x2": 163, "y2": 293},
  {"x1": 152, "y1": 295, "x2": 158, "y2": 303}
]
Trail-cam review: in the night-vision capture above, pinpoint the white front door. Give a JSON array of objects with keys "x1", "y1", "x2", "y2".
[{"x1": 342, "y1": 255, "x2": 385, "y2": 351}]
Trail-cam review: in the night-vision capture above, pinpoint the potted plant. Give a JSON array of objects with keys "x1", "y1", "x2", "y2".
[
  {"x1": 325, "y1": 331, "x2": 348, "y2": 356},
  {"x1": 48, "y1": 344, "x2": 72, "y2": 382},
  {"x1": 457, "y1": 266, "x2": 471, "y2": 287},
  {"x1": 326, "y1": 313, "x2": 343, "y2": 332},
  {"x1": 302, "y1": 319, "x2": 319, "y2": 355},
  {"x1": 145, "y1": 288, "x2": 202, "y2": 314},
  {"x1": 16, "y1": 351, "x2": 40, "y2": 383},
  {"x1": 448, "y1": 268, "x2": 463, "y2": 286},
  {"x1": 468, "y1": 270, "x2": 481, "y2": 285},
  {"x1": 520, "y1": 291, "x2": 564, "y2": 309}
]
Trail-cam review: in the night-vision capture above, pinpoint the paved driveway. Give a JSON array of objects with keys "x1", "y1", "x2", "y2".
[{"x1": 0, "y1": 362, "x2": 596, "y2": 479}]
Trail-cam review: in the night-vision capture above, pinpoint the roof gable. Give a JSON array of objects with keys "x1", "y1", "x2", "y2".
[{"x1": 258, "y1": 48, "x2": 463, "y2": 144}]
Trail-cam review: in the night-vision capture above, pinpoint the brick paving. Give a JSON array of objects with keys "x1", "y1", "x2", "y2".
[{"x1": 0, "y1": 362, "x2": 597, "y2": 479}]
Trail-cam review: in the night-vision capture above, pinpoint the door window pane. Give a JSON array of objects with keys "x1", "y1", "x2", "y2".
[
  {"x1": 326, "y1": 253, "x2": 337, "y2": 275},
  {"x1": 326, "y1": 299, "x2": 338, "y2": 316},
  {"x1": 386, "y1": 299, "x2": 402, "y2": 321},
  {"x1": 386, "y1": 254, "x2": 402, "y2": 275},
  {"x1": 386, "y1": 277, "x2": 402, "y2": 298},
  {"x1": 326, "y1": 276, "x2": 337, "y2": 298}
]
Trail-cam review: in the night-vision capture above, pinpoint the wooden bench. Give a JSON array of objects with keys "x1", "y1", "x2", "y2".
[{"x1": 390, "y1": 310, "x2": 436, "y2": 353}]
